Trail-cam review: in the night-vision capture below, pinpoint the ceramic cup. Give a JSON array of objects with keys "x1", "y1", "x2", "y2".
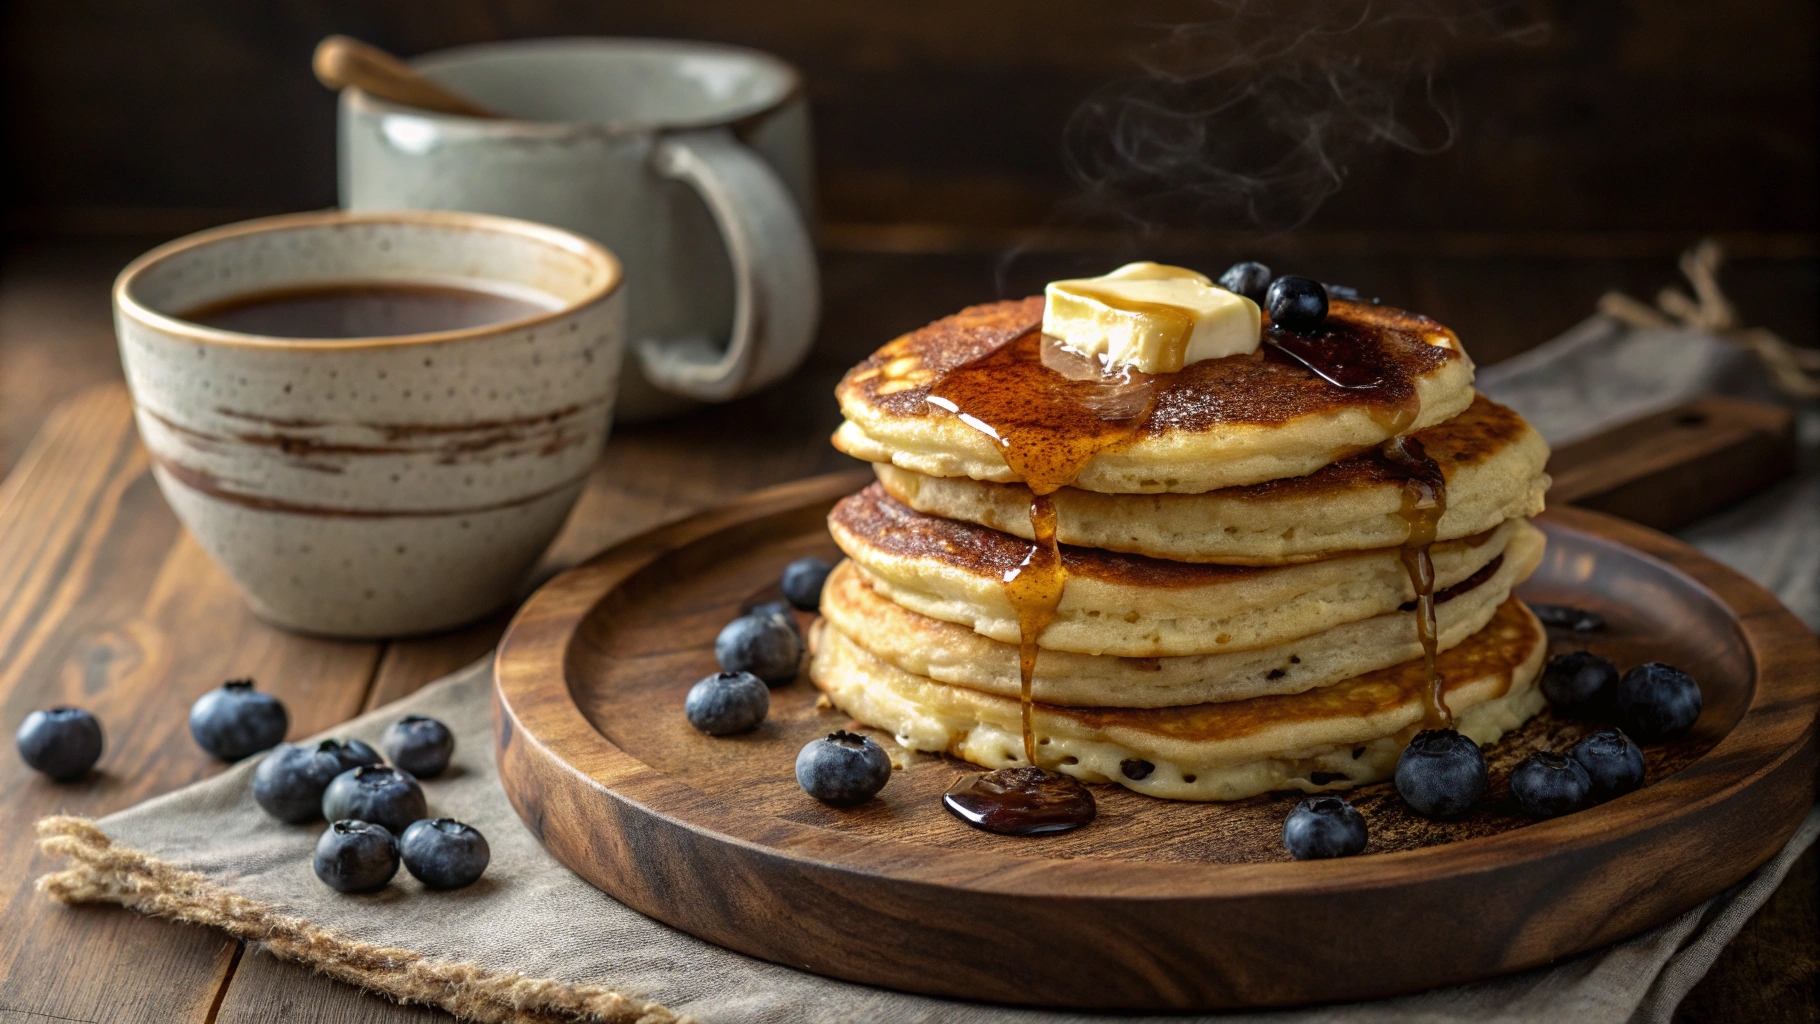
[
  {"x1": 113, "y1": 209, "x2": 625, "y2": 638},
  {"x1": 340, "y1": 37, "x2": 818, "y2": 421}
]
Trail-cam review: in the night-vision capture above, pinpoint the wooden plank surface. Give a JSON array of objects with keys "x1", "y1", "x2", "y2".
[
  {"x1": 0, "y1": 245, "x2": 1813, "y2": 1022},
  {"x1": 0, "y1": 382, "x2": 849, "y2": 1023},
  {"x1": 1547, "y1": 395, "x2": 1799, "y2": 532}
]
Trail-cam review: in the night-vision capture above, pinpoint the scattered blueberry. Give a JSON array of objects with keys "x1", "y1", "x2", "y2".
[
  {"x1": 795, "y1": 730, "x2": 892, "y2": 806},
  {"x1": 780, "y1": 556, "x2": 834, "y2": 611},
  {"x1": 1265, "y1": 276, "x2": 1328, "y2": 333},
  {"x1": 1570, "y1": 728, "x2": 1646, "y2": 803},
  {"x1": 716, "y1": 613, "x2": 802, "y2": 686},
  {"x1": 1613, "y1": 663, "x2": 1702, "y2": 742},
  {"x1": 381, "y1": 715, "x2": 455, "y2": 778},
  {"x1": 1509, "y1": 751, "x2": 1592, "y2": 818},
  {"x1": 253, "y1": 738, "x2": 384, "y2": 822},
  {"x1": 1217, "y1": 261, "x2": 1272, "y2": 303},
  {"x1": 322, "y1": 764, "x2": 427, "y2": 836},
  {"x1": 313, "y1": 820, "x2": 399, "y2": 893},
  {"x1": 1531, "y1": 604, "x2": 1606, "y2": 631},
  {"x1": 748, "y1": 600, "x2": 803, "y2": 642},
  {"x1": 1540, "y1": 651, "x2": 1618, "y2": 719},
  {"x1": 684, "y1": 671, "x2": 770, "y2": 735},
  {"x1": 189, "y1": 679, "x2": 289, "y2": 761},
  {"x1": 400, "y1": 818, "x2": 491, "y2": 889},
  {"x1": 1394, "y1": 729, "x2": 1488, "y2": 819},
  {"x1": 1323, "y1": 282, "x2": 1365, "y2": 302},
  {"x1": 1282, "y1": 796, "x2": 1369, "y2": 859},
  {"x1": 15, "y1": 707, "x2": 104, "y2": 781}
]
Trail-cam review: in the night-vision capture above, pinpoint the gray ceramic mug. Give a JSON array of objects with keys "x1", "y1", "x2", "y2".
[{"x1": 340, "y1": 38, "x2": 817, "y2": 421}]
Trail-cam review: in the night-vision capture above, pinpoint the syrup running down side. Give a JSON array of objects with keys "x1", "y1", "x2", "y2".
[
  {"x1": 1381, "y1": 435, "x2": 1453, "y2": 729},
  {"x1": 1267, "y1": 317, "x2": 1453, "y2": 728},
  {"x1": 932, "y1": 330, "x2": 1160, "y2": 834}
]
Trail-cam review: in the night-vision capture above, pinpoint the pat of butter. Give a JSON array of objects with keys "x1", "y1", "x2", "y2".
[{"x1": 1043, "y1": 262, "x2": 1261, "y2": 374}]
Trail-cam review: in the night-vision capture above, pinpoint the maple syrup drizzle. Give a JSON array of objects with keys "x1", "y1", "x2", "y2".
[
  {"x1": 1381, "y1": 434, "x2": 1453, "y2": 729},
  {"x1": 1263, "y1": 318, "x2": 1450, "y2": 727},
  {"x1": 930, "y1": 329, "x2": 1162, "y2": 834},
  {"x1": 924, "y1": 312, "x2": 1445, "y2": 826}
]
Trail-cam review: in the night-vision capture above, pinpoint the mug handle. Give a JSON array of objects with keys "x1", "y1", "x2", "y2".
[{"x1": 639, "y1": 128, "x2": 819, "y2": 403}]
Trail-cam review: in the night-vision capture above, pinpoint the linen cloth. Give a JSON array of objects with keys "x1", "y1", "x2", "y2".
[{"x1": 40, "y1": 314, "x2": 1820, "y2": 1023}]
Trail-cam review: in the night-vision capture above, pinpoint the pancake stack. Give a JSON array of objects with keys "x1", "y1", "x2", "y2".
[{"x1": 811, "y1": 294, "x2": 1554, "y2": 801}]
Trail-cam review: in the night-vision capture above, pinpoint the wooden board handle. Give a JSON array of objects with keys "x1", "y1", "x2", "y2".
[
  {"x1": 312, "y1": 35, "x2": 500, "y2": 118},
  {"x1": 1548, "y1": 394, "x2": 1796, "y2": 532}
]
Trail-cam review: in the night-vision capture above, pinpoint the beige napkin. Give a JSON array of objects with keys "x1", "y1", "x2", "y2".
[{"x1": 36, "y1": 658, "x2": 1819, "y2": 1024}]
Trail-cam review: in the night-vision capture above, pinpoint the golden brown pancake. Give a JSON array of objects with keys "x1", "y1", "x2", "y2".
[
  {"x1": 874, "y1": 392, "x2": 1549, "y2": 565},
  {"x1": 833, "y1": 296, "x2": 1477, "y2": 494},
  {"x1": 828, "y1": 483, "x2": 1525, "y2": 657},
  {"x1": 819, "y1": 518, "x2": 1542, "y2": 707},
  {"x1": 809, "y1": 598, "x2": 1548, "y2": 801}
]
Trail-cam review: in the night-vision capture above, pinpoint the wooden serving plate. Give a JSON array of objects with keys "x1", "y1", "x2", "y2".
[{"x1": 493, "y1": 470, "x2": 1818, "y2": 1010}]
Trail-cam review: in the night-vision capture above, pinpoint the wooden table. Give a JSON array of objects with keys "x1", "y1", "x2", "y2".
[{"x1": 0, "y1": 241, "x2": 1812, "y2": 1022}]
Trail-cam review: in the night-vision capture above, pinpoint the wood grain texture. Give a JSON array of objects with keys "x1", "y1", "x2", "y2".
[
  {"x1": 0, "y1": 383, "x2": 845, "y2": 1023},
  {"x1": 0, "y1": 244, "x2": 1813, "y2": 1019},
  {"x1": 1548, "y1": 396, "x2": 1798, "y2": 531},
  {"x1": 494, "y1": 474, "x2": 1819, "y2": 1010},
  {"x1": 0, "y1": 388, "x2": 377, "y2": 1023},
  {"x1": 215, "y1": 947, "x2": 449, "y2": 1024}
]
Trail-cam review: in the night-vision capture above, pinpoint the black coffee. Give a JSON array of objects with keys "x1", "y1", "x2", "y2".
[{"x1": 182, "y1": 283, "x2": 554, "y2": 339}]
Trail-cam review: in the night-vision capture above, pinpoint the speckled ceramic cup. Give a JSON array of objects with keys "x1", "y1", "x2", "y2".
[{"x1": 114, "y1": 209, "x2": 624, "y2": 638}]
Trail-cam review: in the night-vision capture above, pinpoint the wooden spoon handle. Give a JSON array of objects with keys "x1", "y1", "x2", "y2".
[{"x1": 313, "y1": 35, "x2": 500, "y2": 118}]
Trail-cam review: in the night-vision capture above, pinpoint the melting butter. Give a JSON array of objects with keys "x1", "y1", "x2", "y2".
[{"x1": 1043, "y1": 262, "x2": 1261, "y2": 374}]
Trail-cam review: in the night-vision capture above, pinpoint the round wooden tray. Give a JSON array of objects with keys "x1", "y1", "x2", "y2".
[{"x1": 493, "y1": 471, "x2": 1818, "y2": 1010}]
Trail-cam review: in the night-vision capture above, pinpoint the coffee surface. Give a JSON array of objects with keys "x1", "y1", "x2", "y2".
[{"x1": 182, "y1": 283, "x2": 554, "y2": 339}]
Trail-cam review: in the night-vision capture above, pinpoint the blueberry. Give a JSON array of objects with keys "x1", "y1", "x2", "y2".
[
  {"x1": 400, "y1": 818, "x2": 491, "y2": 889},
  {"x1": 189, "y1": 679, "x2": 288, "y2": 761},
  {"x1": 795, "y1": 730, "x2": 892, "y2": 806},
  {"x1": 1394, "y1": 729, "x2": 1487, "y2": 819},
  {"x1": 1509, "y1": 751, "x2": 1592, "y2": 818},
  {"x1": 1265, "y1": 276, "x2": 1328, "y2": 333},
  {"x1": 253, "y1": 738, "x2": 384, "y2": 822},
  {"x1": 684, "y1": 671, "x2": 770, "y2": 735},
  {"x1": 322, "y1": 764, "x2": 427, "y2": 836},
  {"x1": 749, "y1": 600, "x2": 803, "y2": 642},
  {"x1": 381, "y1": 715, "x2": 455, "y2": 778},
  {"x1": 780, "y1": 556, "x2": 834, "y2": 611},
  {"x1": 313, "y1": 820, "x2": 399, "y2": 893},
  {"x1": 15, "y1": 707, "x2": 104, "y2": 781},
  {"x1": 1217, "y1": 261, "x2": 1272, "y2": 302},
  {"x1": 715, "y1": 613, "x2": 802, "y2": 686},
  {"x1": 1540, "y1": 651, "x2": 1618, "y2": 718},
  {"x1": 1613, "y1": 663, "x2": 1702, "y2": 742},
  {"x1": 1324, "y1": 282, "x2": 1365, "y2": 302},
  {"x1": 1569, "y1": 728, "x2": 1646, "y2": 803},
  {"x1": 1281, "y1": 795, "x2": 1369, "y2": 859}
]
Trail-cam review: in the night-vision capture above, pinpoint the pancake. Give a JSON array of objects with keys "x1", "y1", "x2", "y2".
[
  {"x1": 820, "y1": 517, "x2": 1542, "y2": 707},
  {"x1": 833, "y1": 296, "x2": 1476, "y2": 494},
  {"x1": 808, "y1": 598, "x2": 1548, "y2": 802},
  {"x1": 873, "y1": 392, "x2": 1549, "y2": 565},
  {"x1": 829, "y1": 483, "x2": 1523, "y2": 657}
]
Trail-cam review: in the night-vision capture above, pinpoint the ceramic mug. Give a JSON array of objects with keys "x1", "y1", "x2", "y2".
[
  {"x1": 113, "y1": 209, "x2": 624, "y2": 638},
  {"x1": 339, "y1": 37, "x2": 818, "y2": 421}
]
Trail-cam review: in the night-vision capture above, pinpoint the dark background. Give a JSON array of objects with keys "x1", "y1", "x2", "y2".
[
  {"x1": 4, "y1": 0, "x2": 1815, "y2": 241},
  {"x1": 0, "y1": 0, "x2": 1815, "y2": 471}
]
